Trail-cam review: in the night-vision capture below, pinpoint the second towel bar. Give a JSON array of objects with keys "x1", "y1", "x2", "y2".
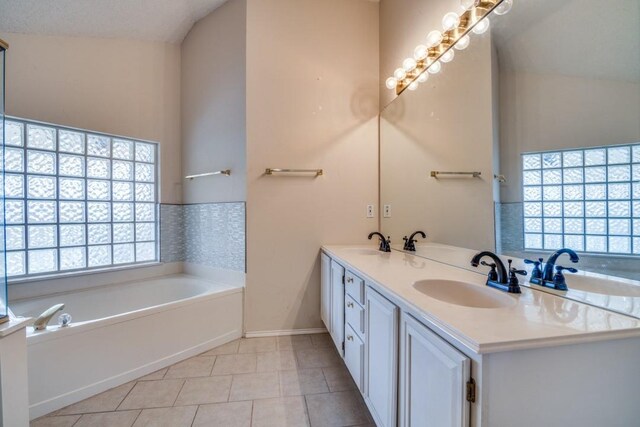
[{"x1": 265, "y1": 168, "x2": 323, "y2": 176}]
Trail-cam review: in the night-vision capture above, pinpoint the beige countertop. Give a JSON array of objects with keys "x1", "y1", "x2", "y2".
[{"x1": 322, "y1": 245, "x2": 640, "y2": 354}]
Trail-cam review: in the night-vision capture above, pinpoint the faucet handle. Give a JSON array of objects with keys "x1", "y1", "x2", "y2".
[
  {"x1": 524, "y1": 258, "x2": 544, "y2": 280},
  {"x1": 480, "y1": 261, "x2": 498, "y2": 281},
  {"x1": 552, "y1": 265, "x2": 577, "y2": 291},
  {"x1": 555, "y1": 265, "x2": 578, "y2": 274}
]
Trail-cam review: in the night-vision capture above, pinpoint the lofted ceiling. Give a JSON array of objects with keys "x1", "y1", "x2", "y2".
[{"x1": 0, "y1": 0, "x2": 230, "y2": 43}]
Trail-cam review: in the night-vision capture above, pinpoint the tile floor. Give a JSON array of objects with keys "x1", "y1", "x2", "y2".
[{"x1": 31, "y1": 334, "x2": 375, "y2": 427}]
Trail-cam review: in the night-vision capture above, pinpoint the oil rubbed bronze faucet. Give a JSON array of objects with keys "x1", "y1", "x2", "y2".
[
  {"x1": 471, "y1": 251, "x2": 525, "y2": 294},
  {"x1": 368, "y1": 232, "x2": 391, "y2": 252},
  {"x1": 403, "y1": 231, "x2": 426, "y2": 251},
  {"x1": 525, "y1": 248, "x2": 579, "y2": 291}
]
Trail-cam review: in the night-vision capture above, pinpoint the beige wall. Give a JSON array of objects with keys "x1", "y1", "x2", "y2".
[
  {"x1": 380, "y1": 34, "x2": 496, "y2": 251},
  {"x1": 379, "y1": 0, "x2": 458, "y2": 109},
  {"x1": 181, "y1": 0, "x2": 247, "y2": 204},
  {"x1": 499, "y1": 71, "x2": 640, "y2": 203},
  {"x1": 245, "y1": 0, "x2": 379, "y2": 333},
  {"x1": 0, "y1": 32, "x2": 182, "y2": 203}
]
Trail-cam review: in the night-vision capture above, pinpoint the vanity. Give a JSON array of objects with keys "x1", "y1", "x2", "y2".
[{"x1": 321, "y1": 246, "x2": 640, "y2": 427}]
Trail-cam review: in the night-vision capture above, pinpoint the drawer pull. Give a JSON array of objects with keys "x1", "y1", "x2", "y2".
[
  {"x1": 347, "y1": 302, "x2": 354, "y2": 308},
  {"x1": 347, "y1": 335, "x2": 354, "y2": 341},
  {"x1": 346, "y1": 277, "x2": 354, "y2": 283}
]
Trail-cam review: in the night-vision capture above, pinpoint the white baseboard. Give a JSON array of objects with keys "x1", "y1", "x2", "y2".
[{"x1": 244, "y1": 328, "x2": 327, "y2": 338}]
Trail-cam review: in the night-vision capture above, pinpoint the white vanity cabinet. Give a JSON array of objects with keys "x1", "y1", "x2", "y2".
[
  {"x1": 320, "y1": 253, "x2": 332, "y2": 331},
  {"x1": 399, "y1": 313, "x2": 470, "y2": 427},
  {"x1": 365, "y1": 287, "x2": 399, "y2": 427},
  {"x1": 329, "y1": 260, "x2": 345, "y2": 356}
]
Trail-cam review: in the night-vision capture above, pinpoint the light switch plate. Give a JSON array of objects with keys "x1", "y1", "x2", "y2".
[{"x1": 383, "y1": 204, "x2": 391, "y2": 218}]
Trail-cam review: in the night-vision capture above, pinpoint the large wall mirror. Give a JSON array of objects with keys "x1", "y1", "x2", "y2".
[{"x1": 381, "y1": 0, "x2": 640, "y2": 315}]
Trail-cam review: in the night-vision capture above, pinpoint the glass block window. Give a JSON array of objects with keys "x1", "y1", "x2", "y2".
[
  {"x1": 522, "y1": 144, "x2": 640, "y2": 255},
  {"x1": 1, "y1": 118, "x2": 158, "y2": 279}
]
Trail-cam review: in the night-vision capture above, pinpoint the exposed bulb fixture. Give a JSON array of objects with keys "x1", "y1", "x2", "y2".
[
  {"x1": 388, "y1": 0, "x2": 509, "y2": 95},
  {"x1": 442, "y1": 12, "x2": 460, "y2": 32},
  {"x1": 394, "y1": 68, "x2": 407, "y2": 80},
  {"x1": 426, "y1": 30, "x2": 443, "y2": 48},
  {"x1": 414, "y1": 44, "x2": 429, "y2": 61},
  {"x1": 403, "y1": 57, "x2": 417, "y2": 72},
  {"x1": 460, "y1": 0, "x2": 479, "y2": 11},
  {"x1": 494, "y1": 0, "x2": 513, "y2": 15},
  {"x1": 440, "y1": 50, "x2": 455, "y2": 63},
  {"x1": 428, "y1": 61, "x2": 442, "y2": 74},
  {"x1": 454, "y1": 35, "x2": 470, "y2": 50},
  {"x1": 472, "y1": 17, "x2": 490, "y2": 34}
]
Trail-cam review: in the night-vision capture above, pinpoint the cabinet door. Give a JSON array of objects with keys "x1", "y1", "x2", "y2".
[
  {"x1": 330, "y1": 260, "x2": 345, "y2": 356},
  {"x1": 344, "y1": 324, "x2": 365, "y2": 391},
  {"x1": 399, "y1": 314, "x2": 470, "y2": 427},
  {"x1": 365, "y1": 287, "x2": 399, "y2": 427},
  {"x1": 321, "y1": 253, "x2": 332, "y2": 331}
]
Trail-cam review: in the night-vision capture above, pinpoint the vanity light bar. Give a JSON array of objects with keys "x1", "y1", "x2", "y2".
[{"x1": 386, "y1": 0, "x2": 513, "y2": 95}]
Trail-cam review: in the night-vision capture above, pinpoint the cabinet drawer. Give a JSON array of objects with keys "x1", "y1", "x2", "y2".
[
  {"x1": 344, "y1": 324, "x2": 364, "y2": 391},
  {"x1": 345, "y1": 270, "x2": 365, "y2": 305},
  {"x1": 345, "y1": 295, "x2": 365, "y2": 338}
]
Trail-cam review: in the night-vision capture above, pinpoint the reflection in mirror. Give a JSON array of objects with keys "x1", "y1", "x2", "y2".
[{"x1": 380, "y1": 0, "x2": 640, "y2": 317}]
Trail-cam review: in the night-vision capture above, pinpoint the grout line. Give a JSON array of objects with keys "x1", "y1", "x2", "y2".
[
  {"x1": 190, "y1": 405, "x2": 200, "y2": 427},
  {"x1": 129, "y1": 409, "x2": 143, "y2": 427},
  {"x1": 115, "y1": 380, "x2": 139, "y2": 411},
  {"x1": 171, "y1": 379, "x2": 187, "y2": 407}
]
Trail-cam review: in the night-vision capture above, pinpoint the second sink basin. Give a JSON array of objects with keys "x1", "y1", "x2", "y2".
[
  {"x1": 413, "y1": 279, "x2": 517, "y2": 309},
  {"x1": 342, "y1": 248, "x2": 385, "y2": 256}
]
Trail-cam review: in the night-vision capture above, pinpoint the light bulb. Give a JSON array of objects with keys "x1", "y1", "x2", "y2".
[
  {"x1": 440, "y1": 50, "x2": 455, "y2": 63},
  {"x1": 417, "y1": 72, "x2": 429, "y2": 83},
  {"x1": 408, "y1": 81, "x2": 419, "y2": 91},
  {"x1": 385, "y1": 77, "x2": 398, "y2": 90},
  {"x1": 472, "y1": 17, "x2": 490, "y2": 34},
  {"x1": 414, "y1": 44, "x2": 429, "y2": 61},
  {"x1": 454, "y1": 35, "x2": 470, "y2": 50},
  {"x1": 394, "y1": 68, "x2": 407, "y2": 80},
  {"x1": 426, "y1": 30, "x2": 443, "y2": 48},
  {"x1": 460, "y1": 0, "x2": 479, "y2": 10},
  {"x1": 428, "y1": 61, "x2": 442, "y2": 74},
  {"x1": 403, "y1": 57, "x2": 417, "y2": 72},
  {"x1": 493, "y1": 0, "x2": 512, "y2": 15},
  {"x1": 442, "y1": 12, "x2": 460, "y2": 31}
]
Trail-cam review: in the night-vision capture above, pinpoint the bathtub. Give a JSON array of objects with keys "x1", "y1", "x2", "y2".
[{"x1": 10, "y1": 274, "x2": 243, "y2": 419}]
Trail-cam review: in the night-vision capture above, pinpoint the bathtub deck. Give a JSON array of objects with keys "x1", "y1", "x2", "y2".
[{"x1": 30, "y1": 334, "x2": 375, "y2": 427}]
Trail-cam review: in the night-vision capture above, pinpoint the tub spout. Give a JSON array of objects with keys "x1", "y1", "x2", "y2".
[{"x1": 33, "y1": 304, "x2": 65, "y2": 331}]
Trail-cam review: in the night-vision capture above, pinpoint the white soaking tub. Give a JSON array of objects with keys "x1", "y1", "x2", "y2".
[{"x1": 10, "y1": 274, "x2": 243, "y2": 419}]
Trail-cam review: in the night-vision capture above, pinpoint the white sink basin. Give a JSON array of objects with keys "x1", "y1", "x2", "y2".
[
  {"x1": 413, "y1": 279, "x2": 517, "y2": 309},
  {"x1": 342, "y1": 248, "x2": 385, "y2": 256}
]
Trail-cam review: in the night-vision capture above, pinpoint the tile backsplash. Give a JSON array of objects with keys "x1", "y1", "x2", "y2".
[{"x1": 160, "y1": 202, "x2": 245, "y2": 272}]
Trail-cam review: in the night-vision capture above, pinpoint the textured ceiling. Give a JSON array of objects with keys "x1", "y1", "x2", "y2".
[
  {"x1": 0, "y1": 0, "x2": 230, "y2": 43},
  {"x1": 492, "y1": 0, "x2": 639, "y2": 82}
]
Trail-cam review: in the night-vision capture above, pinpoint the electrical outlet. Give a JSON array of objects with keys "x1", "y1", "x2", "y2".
[
  {"x1": 383, "y1": 204, "x2": 392, "y2": 218},
  {"x1": 367, "y1": 204, "x2": 375, "y2": 218}
]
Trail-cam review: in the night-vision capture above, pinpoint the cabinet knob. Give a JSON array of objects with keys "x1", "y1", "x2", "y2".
[
  {"x1": 346, "y1": 277, "x2": 354, "y2": 283},
  {"x1": 347, "y1": 335, "x2": 354, "y2": 341},
  {"x1": 347, "y1": 302, "x2": 354, "y2": 308}
]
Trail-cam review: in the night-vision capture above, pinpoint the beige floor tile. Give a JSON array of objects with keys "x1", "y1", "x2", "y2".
[
  {"x1": 280, "y1": 369, "x2": 329, "y2": 396},
  {"x1": 30, "y1": 415, "x2": 80, "y2": 427},
  {"x1": 211, "y1": 353, "x2": 257, "y2": 375},
  {"x1": 74, "y1": 410, "x2": 140, "y2": 427},
  {"x1": 229, "y1": 372, "x2": 280, "y2": 401},
  {"x1": 118, "y1": 379, "x2": 185, "y2": 410},
  {"x1": 132, "y1": 405, "x2": 197, "y2": 427},
  {"x1": 200, "y1": 339, "x2": 240, "y2": 356},
  {"x1": 257, "y1": 350, "x2": 298, "y2": 372},
  {"x1": 306, "y1": 391, "x2": 371, "y2": 427},
  {"x1": 138, "y1": 369, "x2": 168, "y2": 381},
  {"x1": 238, "y1": 337, "x2": 277, "y2": 353},
  {"x1": 192, "y1": 401, "x2": 252, "y2": 427},
  {"x1": 56, "y1": 382, "x2": 135, "y2": 415},
  {"x1": 322, "y1": 366, "x2": 357, "y2": 392},
  {"x1": 174, "y1": 375, "x2": 232, "y2": 405},
  {"x1": 276, "y1": 335, "x2": 314, "y2": 350},
  {"x1": 310, "y1": 333, "x2": 333, "y2": 348},
  {"x1": 296, "y1": 348, "x2": 342, "y2": 369},
  {"x1": 252, "y1": 396, "x2": 310, "y2": 427},
  {"x1": 164, "y1": 356, "x2": 216, "y2": 379}
]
